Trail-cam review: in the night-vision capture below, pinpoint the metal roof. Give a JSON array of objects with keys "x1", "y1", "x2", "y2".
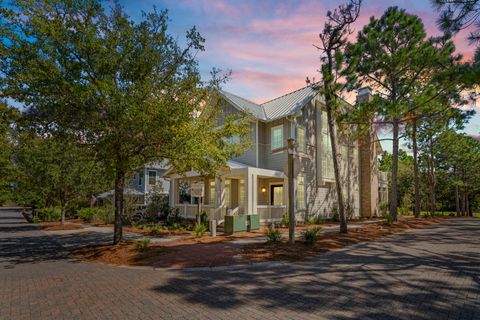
[
  {"x1": 219, "y1": 83, "x2": 321, "y2": 122},
  {"x1": 219, "y1": 90, "x2": 266, "y2": 120},
  {"x1": 261, "y1": 84, "x2": 319, "y2": 120}
]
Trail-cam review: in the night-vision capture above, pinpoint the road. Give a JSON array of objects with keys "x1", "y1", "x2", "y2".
[{"x1": 0, "y1": 208, "x2": 479, "y2": 320}]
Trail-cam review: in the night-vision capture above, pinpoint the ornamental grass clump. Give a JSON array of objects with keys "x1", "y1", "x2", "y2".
[
  {"x1": 302, "y1": 227, "x2": 321, "y2": 245},
  {"x1": 265, "y1": 227, "x2": 281, "y2": 243}
]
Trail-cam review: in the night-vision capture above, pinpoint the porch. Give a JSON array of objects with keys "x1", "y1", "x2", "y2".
[{"x1": 166, "y1": 161, "x2": 288, "y2": 225}]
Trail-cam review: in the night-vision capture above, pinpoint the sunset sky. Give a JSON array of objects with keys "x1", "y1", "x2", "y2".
[{"x1": 120, "y1": 0, "x2": 478, "y2": 148}]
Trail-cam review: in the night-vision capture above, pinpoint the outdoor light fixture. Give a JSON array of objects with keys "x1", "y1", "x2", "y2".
[{"x1": 261, "y1": 186, "x2": 267, "y2": 193}]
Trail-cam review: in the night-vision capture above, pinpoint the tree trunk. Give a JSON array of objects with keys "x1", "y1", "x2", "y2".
[
  {"x1": 326, "y1": 100, "x2": 347, "y2": 233},
  {"x1": 466, "y1": 190, "x2": 472, "y2": 216},
  {"x1": 322, "y1": 54, "x2": 346, "y2": 233},
  {"x1": 428, "y1": 135, "x2": 436, "y2": 215},
  {"x1": 113, "y1": 169, "x2": 125, "y2": 244},
  {"x1": 454, "y1": 168, "x2": 460, "y2": 216},
  {"x1": 60, "y1": 202, "x2": 66, "y2": 226},
  {"x1": 390, "y1": 119, "x2": 399, "y2": 221},
  {"x1": 412, "y1": 118, "x2": 420, "y2": 218},
  {"x1": 287, "y1": 138, "x2": 296, "y2": 244}
]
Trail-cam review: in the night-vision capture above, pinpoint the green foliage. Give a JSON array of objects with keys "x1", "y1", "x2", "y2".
[
  {"x1": 0, "y1": 0, "x2": 250, "y2": 243},
  {"x1": 313, "y1": 215, "x2": 325, "y2": 224},
  {"x1": 304, "y1": 216, "x2": 314, "y2": 225},
  {"x1": 281, "y1": 212, "x2": 289, "y2": 227},
  {"x1": 78, "y1": 206, "x2": 115, "y2": 224},
  {"x1": 38, "y1": 207, "x2": 61, "y2": 222},
  {"x1": 193, "y1": 223, "x2": 207, "y2": 238},
  {"x1": 302, "y1": 227, "x2": 321, "y2": 245},
  {"x1": 331, "y1": 211, "x2": 339, "y2": 222},
  {"x1": 200, "y1": 211, "x2": 209, "y2": 226},
  {"x1": 31, "y1": 216, "x2": 41, "y2": 223},
  {"x1": 385, "y1": 213, "x2": 395, "y2": 225},
  {"x1": 265, "y1": 227, "x2": 282, "y2": 243},
  {"x1": 144, "y1": 188, "x2": 169, "y2": 222},
  {"x1": 133, "y1": 237, "x2": 151, "y2": 252},
  {"x1": 346, "y1": 6, "x2": 464, "y2": 219},
  {"x1": 77, "y1": 207, "x2": 97, "y2": 223}
]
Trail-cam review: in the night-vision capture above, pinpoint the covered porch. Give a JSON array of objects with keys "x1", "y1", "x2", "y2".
[{"x1": 165, "y1": 161, "x2": 287, "y2": 225}]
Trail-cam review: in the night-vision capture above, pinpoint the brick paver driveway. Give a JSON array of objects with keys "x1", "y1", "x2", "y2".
[{"x1": 1, "y1": 208, "x2": 479, "y2": 320}]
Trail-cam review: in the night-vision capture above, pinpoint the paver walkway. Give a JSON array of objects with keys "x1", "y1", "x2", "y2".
[{"x1": 0, "y1": 208, "x2": 479, "y2": 319}]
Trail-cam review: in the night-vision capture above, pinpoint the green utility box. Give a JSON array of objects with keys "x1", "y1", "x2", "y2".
[
  {"x1": 224, "y1": 215, "x2": 246, "y2": 235},
  {"x1": 247, "y1": 214, "x2": 260, "y2": 231}
]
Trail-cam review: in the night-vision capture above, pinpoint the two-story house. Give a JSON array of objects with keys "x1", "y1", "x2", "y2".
[{"x1": 164, "y1": 84, "x2": 387, "y2": 225}]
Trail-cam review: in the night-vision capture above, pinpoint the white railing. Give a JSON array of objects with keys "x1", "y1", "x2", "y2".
[
  {"x1": 175, "y1": 204, "x2": 215, "y2": 220},
  {"x1": 257, "y1": 205, "x2": 286, "y2": 222}
]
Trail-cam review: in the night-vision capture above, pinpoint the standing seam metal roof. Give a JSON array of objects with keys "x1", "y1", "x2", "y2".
[{"x1": 219, "y1": 83, "x2": 321, "y2": 122}]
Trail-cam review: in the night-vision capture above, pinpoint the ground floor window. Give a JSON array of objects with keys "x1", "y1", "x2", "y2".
[
  {"x1": 208, "y1": 180, "x2": 216, "y2": 205},
  {"x1": 270, "y1": 185, "x2": 284, "y2": 206}
]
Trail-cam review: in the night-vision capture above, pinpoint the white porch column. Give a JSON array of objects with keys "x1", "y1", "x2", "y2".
[
  {"x1": 215, "y1": 176, "x2": 225, "y2": 216},
  {"x1": 246, "y1": 168, "x2": 253, "y2": 215},
  {"x1": 252, "y1": 172, "x2": 258, "y2": 216}
]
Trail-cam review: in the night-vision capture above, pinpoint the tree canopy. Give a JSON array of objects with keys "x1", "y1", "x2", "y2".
[{"x1": 0, "y1": 0, "x2": 249, "y2": 243}]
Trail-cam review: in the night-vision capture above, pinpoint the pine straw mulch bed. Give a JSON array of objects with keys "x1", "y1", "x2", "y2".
[
  {"x1": 238, "y1": 216, "x2": 455, "y2": 263},
  {"x1": 39, "y1": 223, "x2": 83, "y2": 231},
  {"x1": 72, "y1": 242, "x2": 177, "y2": 266},
  {"x1": 71, "y1": 216, "x2": 456, "y2": 269}
]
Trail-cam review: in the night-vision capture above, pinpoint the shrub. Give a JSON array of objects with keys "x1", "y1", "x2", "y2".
[
  {"x1": 133, "y1": 237, "x2": 151, "y2": 252},
  {"x1": 38, "y1": 207, "x2": 61, "y2": 222},
  {"x1": 304, "y1": 216, "x2": 314, "y2": 225},
  {"x1": 302, "y1": 227, "x2": 321, "y2": 244},
  {"x1": 32, "y1": 216, "x2": 41, "y2": 223},
  {"x1": 313, "y1": 215, "x2": 325, "y2": 224},
  {"x1": 166, "y1": 208, "x2": 182, "y2": 226},
  {"x1": 200, "y1": 210, "x2": 209, "y2": 226},
  {"x1": 281, "y1": 212, "x2": 289, "y2": 227},
  {"x1": 331, "y1": 212, "x2": 339, "y2": 222},
  {"x1": 92, "y1": 205, "x2": 115, "y2": 224},
  {"x1": 385, "y1": 213, "x2": 395, "y2": 225},
  {"x1": 265, "y1": 227, "x2": 281, "y2": 243},
  {"x1": 193, "y1": 223, "x2": 207, "y2": 238},
  {"x1": 144, "y1": 191, "x2": 169, "y2": 222},
  {"x1": 78, "y1": 206, "x2": 115, "y2": 224},
  {"x1": 77, "y1": 207, "x2": 97, "y2": 223}
]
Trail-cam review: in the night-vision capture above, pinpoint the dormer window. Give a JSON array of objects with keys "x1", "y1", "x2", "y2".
[{"x1": 271, "y1": 125, "x2": 283, "y2": 150}]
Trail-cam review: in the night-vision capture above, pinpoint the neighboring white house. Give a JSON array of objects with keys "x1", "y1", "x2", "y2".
[
  {"x1": 163, "y1": 84, "x2": 388, "y2": 225},
  {"x1": 98, "y1": 161, "x2": 170, "y2": 207}
]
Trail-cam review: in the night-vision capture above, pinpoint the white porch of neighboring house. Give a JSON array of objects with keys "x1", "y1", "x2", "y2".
[{"x1": 164, "y1": 161, "x2": 288, "y2": 225}]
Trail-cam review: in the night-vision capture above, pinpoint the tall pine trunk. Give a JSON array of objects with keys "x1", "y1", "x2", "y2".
[
  {"x1": 454, "y1": 167, "x2": 460, "y2": 216},
  {"x1": 412, "y1": 118, "x2": 420, "y2": 218},
  {"x1": 428, "y1": 135, "x2": 436, "y2": 215},
  {"x1": 60, "y1": 202, "x2": 66, "y2": 226},
  {"x1": 327, "y1": 105, "x2": 347, "y2": 233},
  {"x1": 390, "y1": 119, "x2": 399, "y2": 220},
  {"x1": 113, "y1": 169, "x2": 125, "y2": 244}
]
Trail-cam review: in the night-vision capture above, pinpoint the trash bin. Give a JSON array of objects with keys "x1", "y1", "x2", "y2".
[
  {"x1": 247, "y1": 214, "x2": 260, "y2": 231},
  {"x1": 224, "y1": 215, "x2": 247, "y2": 235}
]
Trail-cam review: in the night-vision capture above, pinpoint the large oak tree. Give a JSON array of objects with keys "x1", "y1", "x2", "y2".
[{"x1": 0, "y1": 1, "x2": 248, "y2": 243}]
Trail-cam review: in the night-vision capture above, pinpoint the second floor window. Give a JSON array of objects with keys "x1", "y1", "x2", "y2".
[
  {"x1": 271, "y1": 125, "x2": 283, "y2": 150},
  {"x1": 148, "y1": 171, "x2": 157, "y2": 185},
  {"x1": 297, "y1": 126, "x2": 306, "y2": 153}
]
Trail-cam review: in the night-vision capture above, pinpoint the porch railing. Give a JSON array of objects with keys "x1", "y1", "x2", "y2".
[{"x1": 257, "y1": 205, "x2": 286, "y2": 222}]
